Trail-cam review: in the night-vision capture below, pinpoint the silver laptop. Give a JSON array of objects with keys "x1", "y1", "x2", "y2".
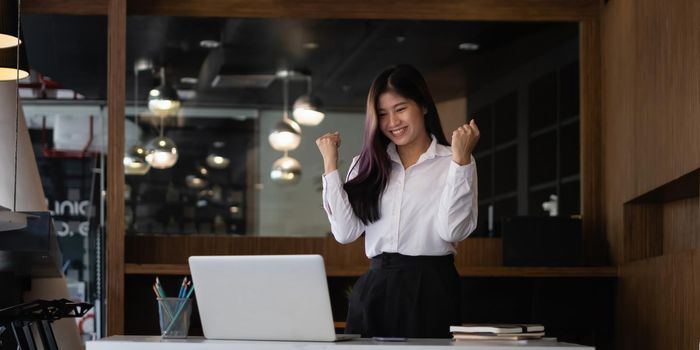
[{"x1": 188, "y1": 255, "x2": 359, "y2": 342}]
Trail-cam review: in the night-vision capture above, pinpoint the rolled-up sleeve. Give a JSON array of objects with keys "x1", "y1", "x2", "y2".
[
  {"x1": 321, "y1": 157, "x2": 365, "y2": 244},
  {"x1": 436, "y1": 156, "x2": 478, "y2": 242}
]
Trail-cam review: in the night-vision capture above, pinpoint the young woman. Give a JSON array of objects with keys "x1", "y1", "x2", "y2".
[{"x1": 316, "y1": 64, "x2": 479, "y2": 338}]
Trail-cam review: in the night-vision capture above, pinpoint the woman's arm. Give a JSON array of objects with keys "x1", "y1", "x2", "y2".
[
  {"x1": 437, "y1": 158, "x2": 478, "y2": 242},
  {"x1": 321, "y1": 157, "x2": 365, "y2": 244},
  {"x1": 438, "y1": 120, "x2": 480, "y2": 242},
  {"x1": 316, "y1": 132, "x2": 365, "y2": 244}
]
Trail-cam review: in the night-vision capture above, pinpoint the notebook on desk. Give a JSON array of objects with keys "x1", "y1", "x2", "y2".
[{"x1": 188, "y1": 255, "x2": 359, "y2": 342}]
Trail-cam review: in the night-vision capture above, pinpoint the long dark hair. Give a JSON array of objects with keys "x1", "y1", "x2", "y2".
[{"x1": 344, "y1": 64, "x2": 449, "y2": 224}]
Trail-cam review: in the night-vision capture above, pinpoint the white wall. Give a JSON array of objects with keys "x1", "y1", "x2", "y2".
[{"x1": 257, "y1": 110, "x2": 365, "y2": 236}]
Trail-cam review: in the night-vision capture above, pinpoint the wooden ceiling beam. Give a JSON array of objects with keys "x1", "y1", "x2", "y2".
[
  {"x1": 23, "y1": 0, "x2": 598, "y2": 21},
  {"x1": 23, "y1": 0, "x2": 108, "y2": 15}
]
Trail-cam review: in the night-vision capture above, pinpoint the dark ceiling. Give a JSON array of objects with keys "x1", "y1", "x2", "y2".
[{"x1": 22, "y1": 15, "x2": 577, "y2": 111}]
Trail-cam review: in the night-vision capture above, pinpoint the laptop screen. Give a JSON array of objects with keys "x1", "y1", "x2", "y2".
[{"x1": 189, "y1": 255, "x2": 339, "y2": 341}]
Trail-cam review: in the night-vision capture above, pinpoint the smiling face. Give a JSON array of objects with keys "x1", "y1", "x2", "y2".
[{"x1": 377, "y1": 90, "x2": 429, "y2": 148}]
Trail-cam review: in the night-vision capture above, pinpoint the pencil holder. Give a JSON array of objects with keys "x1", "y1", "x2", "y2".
[{"x1": 157, "y1": 297, "x2": 192, "y2": 338}]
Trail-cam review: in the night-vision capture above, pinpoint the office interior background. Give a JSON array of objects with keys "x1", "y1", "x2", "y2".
[{"x1": 0, "y1": 1, "x2": 697, "y2": 349}]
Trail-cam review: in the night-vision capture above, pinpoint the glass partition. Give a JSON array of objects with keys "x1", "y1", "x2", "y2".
[
  {"x1": 122, "y1": 17, "x2": 579, "y2": 237},
  {"x1": 21, "y1": 13, "x2": 108, "y2": 342}
]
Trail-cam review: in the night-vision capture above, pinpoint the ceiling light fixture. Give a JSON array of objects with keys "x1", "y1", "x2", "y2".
[
  {"x1": 458, "y1": 42, "x2": 480, "y2": 51},
  {"x1": 145, "y1": 134, "x2": 178, "y2": 169},
  {"x1": 180, "y1": 76, "x2": 198, "y2": 84},
  {"x1": 145, "y1": 108, "x2": 178, "y2": 169},
  {"x1": 124, "y1": 60, "x2": 151, "y2": 175},
  {"x1": 0, "y1": 0, "x2": 30, "y2": 231},
  {"x1": 148, "y1": 67, "x2": 181, "y2": 117},
  {"x1": 293, "y1": 76, "x2": 325, "y2": 126},
  {"x1": 199, "y1": 39, "x2": 220, "y2": 49},
  {"x1": 270, "y1": 153, "x2": 302, "y2": 185},
  {"x1": 185, "y1": 164, "x2": 209, "y2": 189},
  {"x1": 0, "y1": 0, "x2": 28, "y2": 82},
  {"x1": 123, "y1": 144, "x2": 150, "y2": 175},
  {"x1": 205, "y1": 141, "x2": 230, "y2": 169},
  {"x1": 0, "y1": 0, "x2": 21, "y2": 49},
  {"x1": 269, "y1": 71, "x2": 302, "y2": 184},
  {"x1": 268, "y1": 73, "x2": 301, "y2": 151}
]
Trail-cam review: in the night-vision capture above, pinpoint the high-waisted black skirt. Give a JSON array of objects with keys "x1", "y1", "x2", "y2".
[{"x1": 345, "y1": 253, "x2": 461, "y2": 338}]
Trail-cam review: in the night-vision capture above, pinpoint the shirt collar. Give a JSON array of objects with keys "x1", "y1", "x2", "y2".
[{"x1": 386, "y1": 134, "x2": 451, "y2": 165}]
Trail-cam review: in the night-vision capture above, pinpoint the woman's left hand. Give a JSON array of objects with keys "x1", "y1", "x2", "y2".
[{"x1": 451, "y1": 119, "x2": 480, "y2": 165}]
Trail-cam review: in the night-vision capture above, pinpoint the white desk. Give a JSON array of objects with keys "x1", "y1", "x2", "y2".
[{"x1": 87, "y1": 336, "x2": 594, "y2": 350}]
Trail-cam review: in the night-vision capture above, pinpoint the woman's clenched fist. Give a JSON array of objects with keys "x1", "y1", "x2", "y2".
[
  {"x1": 451, "y1": 120, "x2": 480, "y2": 165},
  {"x1": 316, "y1": 131, "x2": 341, "y2": 174}
]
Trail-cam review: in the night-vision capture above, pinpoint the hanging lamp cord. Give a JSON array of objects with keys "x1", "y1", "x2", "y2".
[
  {"x1": 13, "y1": 0, "x2": 22, "y2": 211},
  {"x1": 282, "y1": 73, "x2": 289, "y2": 121},
  {"x1": 134, "y1": 65, "x2": 138, "y2": 129}
]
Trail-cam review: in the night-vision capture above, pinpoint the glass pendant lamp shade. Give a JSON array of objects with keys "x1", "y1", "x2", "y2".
[
  {"x1": 206, "y1": 154, "x2": 230, "y2": 168},
  {"x1": 0, "y1": 0, "x2": 20, "y2": 49},
  {"x1": 293, "y1": 94, "x2": 325, "y2": 126},
  {"x1": 0, "y1": 38, "x2": 29, "y2": 81},
  {"x1": 145, "y1": 136, "x2": 178, "y2": 169},
  {"x1": 185, "y1": 164, "x2": 208, "y2": 189},
  {"x1": 123, "y1": 144, "x2": 151, "y2": 175},
  {"x1": 205, "y1": 141, "x2": 230, "y2": 169},
  {"x1": 185, "y1": 175, "x2": 208, "y2": 189},
  {"x1": 268, "y1": 119, "x2": 301, "y2": 151},
  {"x1": 270, "y1": 155, "x2": 302, "y2": 184},
  {"x1": 148, "y1": 67, "x2": 181, "y2": 116}
]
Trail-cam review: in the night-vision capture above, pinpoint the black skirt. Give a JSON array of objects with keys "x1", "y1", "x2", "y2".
[{"x1": 345, "y1": 253, "x2": 461, "y2": 338}]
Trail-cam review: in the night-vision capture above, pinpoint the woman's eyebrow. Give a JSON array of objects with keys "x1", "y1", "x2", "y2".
[{"x1": 379, "y1": 101, "x2": 408, "y2": 110}]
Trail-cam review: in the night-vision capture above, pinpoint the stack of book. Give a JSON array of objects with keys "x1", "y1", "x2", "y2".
[{"x1": 450, "y1": 324, "x2": 546, "y2": 341}]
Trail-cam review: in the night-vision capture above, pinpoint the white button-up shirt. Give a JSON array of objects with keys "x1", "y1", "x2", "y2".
[{"x1": 322, "y1": 136, "x2": 478, "y2": 258}]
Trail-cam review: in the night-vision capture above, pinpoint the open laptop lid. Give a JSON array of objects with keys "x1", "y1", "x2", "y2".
[{"x1": 188, "y1": 255, "x2": 340, "y2": 341}]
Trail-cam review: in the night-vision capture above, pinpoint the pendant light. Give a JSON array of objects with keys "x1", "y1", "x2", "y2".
[
  {"x1": 148, "y1": 67, "x2": 181, "y2": 117},
  {"x1": 293, "y1": 76, "x2": 325, "y2": 126},
  {"x1": 268, "y1": 72, "x2": 301, "y2": 151},
  {"x1": 0, "y1": 0, "x2": 29, "y2": 231},
  {"x1": 270, "y1": 150, "x2": 302, "y2": 185},
  {"x1": 123, "y1": 60, "x2": 151, "y2": 175},
  {"x1": 0, "y1": 0, "x2": 28, "y2": 81},
  {"x1": 185, "y1": 164, "x2": 208, "y2": 189},
  {"x1": 205, "y1": 141, "x2": 230, "y2": 169},
  {"x1": 0, "y1": 0, "x2": 21, "y2": 49},
  {"x1": 145, "y1": 117, "x2": 178, "y2": 169},
  {"x1": 123, "y1": 144, "x2": 150, "y2": 175}
]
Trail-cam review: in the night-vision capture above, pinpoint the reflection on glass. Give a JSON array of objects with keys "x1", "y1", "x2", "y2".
[
  {"x1": 148, "y1": 67, "x2": 181, "y2": 117},
  {"x1": 123, "y1": 144, "x2": 151, "y2": 175},
  {"x1": 270, "y1": 155, "x2": 302, "y2": 185},
  {"x1": 145, "y1": 136, "x2": 178, "y2": 169},
  {"x1": 205, "y1": 141, "x2": 230, "y2": 169},
  {"x1": 185, "y1": 174, "x2": 208, "y2": 189}
]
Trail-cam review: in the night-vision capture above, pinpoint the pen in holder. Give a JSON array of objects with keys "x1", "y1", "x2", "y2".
[
  {"x1": 153, "y1": 277, "x2": 195, "y2": 339},
  {"x1": 157, "y1": 297, "x2": 192, "y2": 338}
]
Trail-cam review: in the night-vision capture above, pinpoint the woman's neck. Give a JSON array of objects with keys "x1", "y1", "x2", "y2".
[{"x1": 396, "y1": 134, "x2": 432, "y2": 169}]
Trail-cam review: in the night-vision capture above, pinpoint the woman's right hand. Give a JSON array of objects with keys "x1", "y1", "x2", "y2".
[{"x1": 316, "y1": 131, "x2": 341, "y2": 174}]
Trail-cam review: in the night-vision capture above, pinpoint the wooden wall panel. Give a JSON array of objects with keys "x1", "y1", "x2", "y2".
[
  {"x1": 622, "y1": 203, "x2": 662, "y2": 262},
  {"x1": 24, "y1": 0, "x2": 108, "y2": 15},
  {"x1": 602, "y1": 0, "x2": 700, "y2": 348},
  {"x1": 23, "y1": 0, "x2": 598, "y2": 20},
  {"x1": 601, "y1": 0, "x2": 636, "y2": 265},
  {"x1": 580, "y1": 19, "x2": 605, "y2": 265},
  {"x1": 616, "y1": 251, "x2": 700, "y2": 350},
  {"x1": 662, "y1": 198, "x2": 699, "y2": 255},
  {"x1": 126, "y1": 0, "x2": 597, "y2": 21},
  {"x1": 106, "y1": 0, "x2": 126, "y2": 336},
  {"x1": 124, "y1": 235, "x2": 502, "y2": 267}
]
